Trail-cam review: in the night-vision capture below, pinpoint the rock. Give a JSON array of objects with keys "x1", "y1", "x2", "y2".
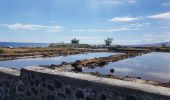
[
  {"x1": 110, "y1": 68, "x2": 115, "y2": 73},
  {"x1": 107, "y1": 73, "x2": 112, "y2": 77},
  {"x1": 98, "y1": 61, "x2": 107, "y2": 66},
  {"x1": 72, "y1": 67, "x2": 82, "y2": 72},
  {"x1": 61, "y1": 62, "x2": 67, "y2": 65},
  {"x1": 71, "y1": 63, "x2": 78, "y2": 67},
  {"x1": 50, "y1": 64, "x2": 59, "y2": 69},
  {"x1": 75, "y1": 60, "x2": 81, "y2": 63}
]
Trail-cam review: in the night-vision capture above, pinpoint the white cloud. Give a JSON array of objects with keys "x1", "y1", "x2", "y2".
[
  {"x1": 108, "y1": 16, "x2": 140, "y2": 22},
  {"x1": 128, "y1": 0, "x2": 136, "y2": 4},
  {"x1": 148, "y1": 12, "x2": 170, "y2": 19},
  {"x1": 161, "y1": 1, "x2": 170, "y2": 7},
  {"x1": 1, "y1": 23, "x2": 62, "y2": 32},
  {"x1": 102, "y1": 0, "x2": 137, "y2": 5},
  {"x1": 130, "y1": 23, "x2": 150, "y2": 28},
  {"x1": 71, "y1": 27, "x2": 141, "y2": 32},
  {"x1": 109, "y1": 12, "x2": 170, "y2": 23}
]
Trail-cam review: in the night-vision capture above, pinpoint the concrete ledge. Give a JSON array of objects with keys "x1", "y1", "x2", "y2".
[
  {"x1": 0, "y1": 66, "x2": 170, "y2": 99},
  {"x1": 0, "y1": 67, "x2": 20, "y2": 76},
  {"x1": 23, "y1": 66, "x2": 170, "y2": 98}
]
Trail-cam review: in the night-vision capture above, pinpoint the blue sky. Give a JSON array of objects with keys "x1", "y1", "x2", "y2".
[{"x1": 0, "y1": 0, "x2": 170, "y2": 45}]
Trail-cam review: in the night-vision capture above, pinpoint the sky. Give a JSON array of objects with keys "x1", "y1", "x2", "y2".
[{"x1": 0, "y1": 0, "x2": 170, "y2": 45}]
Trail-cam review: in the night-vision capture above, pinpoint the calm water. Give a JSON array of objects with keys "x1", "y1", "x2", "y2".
[
  {"x1": 0, "y1": 42, "x2": 49, "y2": 48},
  {"x1": 84, "y1": 52, "x2": 170, "y2": 82},
  {"x1": 0, "y1": 52, "x2": 119, "y2": 69}
]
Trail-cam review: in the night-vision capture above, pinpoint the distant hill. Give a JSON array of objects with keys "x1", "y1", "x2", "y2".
[{"x1": 131, "y1": 42, "x2": 170, "y2": 47}]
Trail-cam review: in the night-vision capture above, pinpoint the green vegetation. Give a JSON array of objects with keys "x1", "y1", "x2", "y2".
[
  {"x1": 162, "y1": 43, "x2": 166, "y2": 47},
  {"x1": 0, "y1": 48, "x2": 4, "y2": 54},
  {"x1": 49, "y1": 43, "x2": 90, "y2": 48},
  {"x1": 71, "y1": 38, "x2": 79, "y2": 44},
  {"x1": 104, "y1": 38, "x2": 113, "y2": 46}
]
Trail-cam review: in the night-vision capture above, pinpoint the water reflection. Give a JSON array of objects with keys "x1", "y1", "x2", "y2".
[
  {"x1": 83, "y1": 52, "x2": 170, "y2": 82},
  {"x1": 0, "y1": 52, "x2": 119, "y2": 69}
]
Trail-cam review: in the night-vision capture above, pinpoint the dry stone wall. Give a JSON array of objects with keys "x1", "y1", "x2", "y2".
[{"x1": 0, "y1": 66, "x2": 170, "y2": 100}]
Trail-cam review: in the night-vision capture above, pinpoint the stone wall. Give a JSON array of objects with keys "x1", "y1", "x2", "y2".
[{"x1": 0, "y1": 66, "x2": 170, "y2": 100}]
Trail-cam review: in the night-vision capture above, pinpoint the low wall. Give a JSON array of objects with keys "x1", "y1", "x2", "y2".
[{"x1": 0, "y1": 66, "x2": 170, "y2": 100}]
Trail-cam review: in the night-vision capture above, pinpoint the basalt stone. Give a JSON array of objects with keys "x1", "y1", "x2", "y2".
[
  {"x1": 31, "y1": 88, "x2": 38, "y2": 95},
  {"x1": 26, "y1": 91, "x2": 31, "y2": 96},
  {"x1": 28, "y1": 75, "x2": 31, "y2": 80},
  {"x1": 98, "y1": 61, "x2": 108, "y2": 66},
  {"x1": 43, "y1": 83, "x2": 46, "y2": 88},
  {"x1": 35, "y1": 80, "x2": 40, "y2": 86},
  {"x1": 18, "y1": 85, "x2": 24, "y2": 92},
  {"x1": 100, "y1": 94, "x2": 107, "y2": 100},
  {"x1": 92, "y1": 90, "x2": 97, "y2": 94},
  {"x1": 4, "y1": 81, "x2": 10, "y2": 87},
  {"x1": 46, "y1": 95, "x2": 55, "y2": 100},
  {"x1": 0, "y1": 83, "x2": 3, "y2": 87},
  {"x1": 31, "y1": 74, "x2": 35, "y2": 80},
  {"x1": 75, "y1": 90, "x2": 84, "y2": 98},
  {"x1": 50, "y1": 64, "x2": 58, "y2": 69},
  {"x1": 65, "y1": 88, "x2": 71, "y2": 96},
  {"x1": 110, "y1": 68, "x2": 115, "y2": 73},
  {"x1": 126, "y1": 96, "x2": 136, "y2": 100},
  {"x1": 54, "y1": 80, "x2": 62, "y2": 89},
  {"x1": 3, "y1": 96, "x2": 9, "y2": 100},
  {"x1": 75, "y1": 60, "x2": 81, "y2": 63},
  {"x1": 47, "y1": 85, "x2": 54, "y2": 91},
  {"x1": 30, "y1": 80, "x2": 34, "y2": 86},
  {"x1": 40, "y1": 89, "x2": 43, "y2": 92},
  {"x1": 24, "y1": 77, "x2": 27, "y2": 80},
  {"x1": 41, "y1": 77, "x2": 46, "y2": 82},
  {"x1": 86, "y1": 97, "x2": 92, "y2": 100},
  {"x1": 71, "y1": 63, "x2": 78, "y2": 67},
  {"x1": 9, "y1": 87, "x2": 16, "y2": 95},
  {"x1": 73, "y1": 67, "x2": 82, "y2": 72},
  {"x1": 58, "y1": 93, "x2": 66, "y2": 98},
  {"x1": 61, "y1": 62, "x2": 67, "y2": 64}
]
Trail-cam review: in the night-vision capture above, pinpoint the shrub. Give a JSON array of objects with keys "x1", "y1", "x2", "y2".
[
  {"x1": 71, "y1": 38, "x2": 79, "y2": 44},
  {"x1": 104, "y1": 38, "x2": 113, "y2": 46},
  {"x1": 0, "y1": 48, "x2": 4, "y2": 54}
]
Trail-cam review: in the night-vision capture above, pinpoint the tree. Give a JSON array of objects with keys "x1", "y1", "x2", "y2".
[
  {"x1": 162, "y1": 43, "x2": 166, "y2": 47},
  {"x1": 71, "y1": 38, "x2": 79, "y2": 44},
  {"x1": 104, "y1": 38, "x2": 113, "y2": 46}
]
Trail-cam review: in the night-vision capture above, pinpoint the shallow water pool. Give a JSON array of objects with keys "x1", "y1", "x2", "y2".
[
  {"x1": 0, "y1": 52, "x2": 120, "y2": 69},
  {"x1": 84, "y1": 52, "x2": 170, "y2": 82}
]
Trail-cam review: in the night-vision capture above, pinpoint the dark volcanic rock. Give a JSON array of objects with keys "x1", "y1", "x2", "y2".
[
  {"x1": 110, "y1": 68, "x2": 115, "y2": 73},
  {"x1": 72, "y1": 67, "x2": 82, "y2": 72},
  {"x1": 98, "y1": 61, "x2": 108, "y2": 66}
]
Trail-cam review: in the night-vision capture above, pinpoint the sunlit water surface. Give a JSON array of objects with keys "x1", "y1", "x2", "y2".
[
  {"x1": 84, "y1": 52, "x2": 170, "y2": 82},
  {"x1": 0, "y1": 52, "x2": 119, "y2": 69}
]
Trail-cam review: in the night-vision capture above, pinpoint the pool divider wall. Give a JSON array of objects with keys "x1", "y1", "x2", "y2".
[
  {"x1": 0, "y1": 66, "x2": 170, "y2": 100},
  {"x1": 0, "y1": 67, "x2": 20, "y2": 100}
]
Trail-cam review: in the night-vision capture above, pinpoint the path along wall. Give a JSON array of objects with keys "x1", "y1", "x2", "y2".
[{"x1": 0, "y1": 66, "x2": 170, "y2": 100}]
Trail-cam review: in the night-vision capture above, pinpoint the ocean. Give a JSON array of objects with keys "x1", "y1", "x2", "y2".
[{"x1": 0, "y1": 42, "x2": 49, "y2": 48}]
